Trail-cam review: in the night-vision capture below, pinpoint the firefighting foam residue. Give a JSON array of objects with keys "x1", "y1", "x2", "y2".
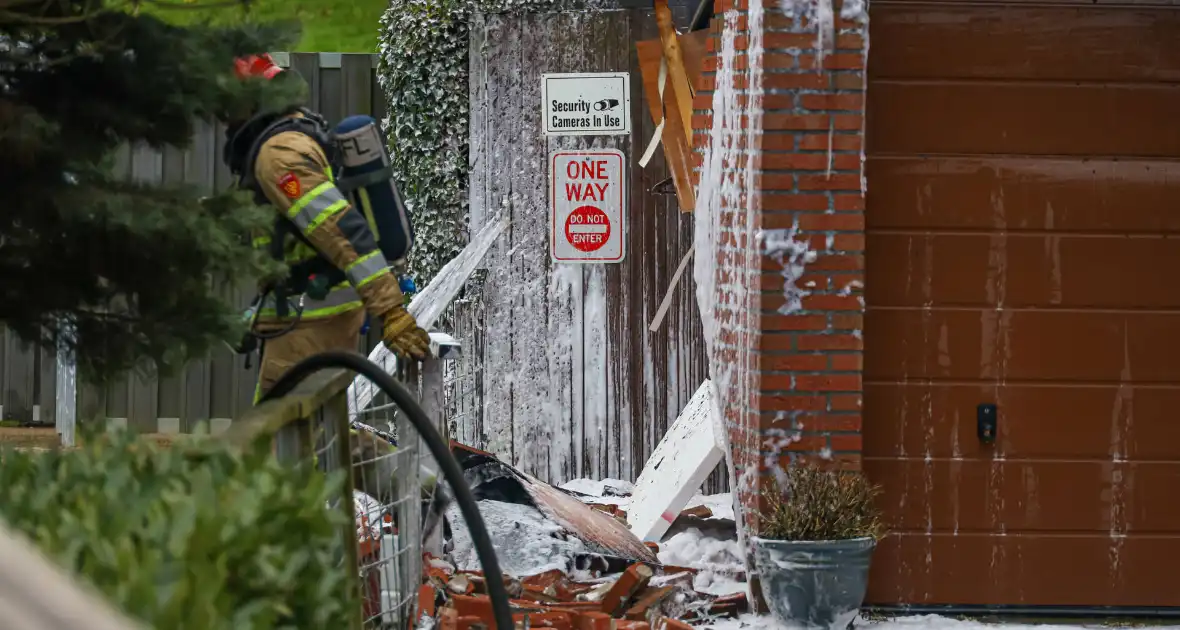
[
  {"x1": 761, "y1": 224, "x2": 817, "y2": 317},
  {"x1": 984, "y1": 186, "x2": 1010, "y2": 575},
  {"x1": 692, "y1": 0, "x2": 766, "y2": 605},
  {"x1": 1108, "y1": 323, "x2": 1134, "y2": 584}
]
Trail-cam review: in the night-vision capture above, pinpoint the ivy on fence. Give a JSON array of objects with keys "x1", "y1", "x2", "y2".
[{"x1": 375, "y1": 0, "x2": 561, "y2": 289}]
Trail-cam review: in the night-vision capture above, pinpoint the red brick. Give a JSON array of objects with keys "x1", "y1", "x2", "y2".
[
  {"x1": 809, "y1": 254, "x2": 863, "y2": 271},
  {"x1": 575, "y1": 612, "x2": 614, "y2": 630},
  {"x1": 797, "y1": 273, "x2": 830, "y2": 291},
  {"x1": 799, "y1": 133, "x2": 862, "y2": 151},
  {"x1": 790, "y1": 452, "x2": 862, "y2": 471},
  {"x1": 764, "y1": 54, "x2": 799, "y2": 71},
  {"x1": 762, "y1": 153, "x2": 829, "y2": 171},
  {"x1": 836, "y1": 33, "x2": 866, "y2": 50},
  {"x1": 801, "y1": 233, "x2": 829, "y2": 252},
  {"x1": 418, "y1": 584, "x2": 438, "y2": 619},
  {"x1": 623, "y1": 586, "x2": 677, "y2": 620},
  {"x1": 764, "y1": 114, "x2": 829, "y2": 131},
  {"x1": 799, "y1": 173, "x2": 861, "y2": 191},
  {"x1": 833, "y1": 234, "x2": 865, "y2": 251},
  {"x1": 763, "y1": 94, "x2": 797, "y2": 111},
  {"x1": 761, "y1": 374, "x2": 800, "y2": 392},
  {"x1": 800, "y1": 93, "x2": 864, "y2": 111},
  {"x1": 794, "y1": 374, "x2": 861, "y2": 392},
  {"x1": 762, "y1": 314, "x2": 827, "y2": 331},
  {"x1": 764, "y1": 72, "x2": 829, "y2": 90},
  {"x1": 831, "y1": 73, "x2": 867, "y2": 90},
  {"x1": 835, "y1": 194, "x2": 866, "y2": 211},
  {"x1": 766, "y1": 32, "x2": 820, "y2": 49},
  {"x1": 660, "y1": 618, "x2": 695, "y2": 630},
  {"x1": 799, "y1": 53, "x2": 865, "y2": 71},
  {"x1": 761, "y1": 173, "x2": 795, "y2": 190},
  {"x1": 526, "y1": 613, "x2": 574, "y2": 630},
  {"x1": 797, "y1": 333, "x2": 862, "y2": 351},
  {"x1": 801, "y1": 294, "x2": 861, "y2": 311},
  {"x1": 762, "y1": 193, "x2": 829, "y2": 211},
  {"x1": 834, "y1": 114, "x2": 864, "y2": 130},
  {"x1": 762, "y1": 133, "x2": 798, "y2": 151},
  {"x1": 779, "y1": 434, "x2": 829, "y2": 451},
  {"x1": 829, "y1": 353, "x2": 863, "y2": 371},
  {"x1": 600, "y1": 564, "x2": 653, "y2": 616},
  {"x1": 797, "y1": 213, "x2": 864, "y2": 231},
  {"x1": 779, "y1": 413, "x2": 862, "y2": 432},
  {"x1": 833, "y1": 154, "x2": 864, "y2": 170},
  {"x1": 760, "y1": 353, "x2": 828, "y2": 371},
  {"x1": 829, "y1": 433, "x2": 863, "y2": 452},
  {"x1": 830, "y1": 394, "x2": 863, "y2": 411},
  {"x1": 832, "y1": 313, "x2": 863, "y2": 330}
]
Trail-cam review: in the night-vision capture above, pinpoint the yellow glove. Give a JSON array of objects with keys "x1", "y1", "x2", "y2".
[{"x1": 382, "y1": 306, "x2": 430, "y2": 361}]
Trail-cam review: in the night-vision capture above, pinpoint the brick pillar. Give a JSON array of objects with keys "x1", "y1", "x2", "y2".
[
  {"x1": 690, "y1": 0, "x2": 762, "y2": 533},
  {"x1": 758, "y1": 1, "x2": 868, "y2": 482},
  {"x1": 692, "y1": 0, "x2": 869, "y2": 538}
]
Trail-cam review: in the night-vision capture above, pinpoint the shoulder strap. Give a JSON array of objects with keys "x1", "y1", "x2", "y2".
[{"x1": 241, "y1": 108, "x2": 338, "y2": 200}]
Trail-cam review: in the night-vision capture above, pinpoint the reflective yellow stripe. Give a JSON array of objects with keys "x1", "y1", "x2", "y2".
[
  {"x1": 252, "y1": 234, "x2": 317, "y2": 266},
  {"x1": 345, "y1": 250, "x2": 391, "y2": 288},
  {"x1": 257, "y1": 284, "x2": 362, "y2": 320},
  {"x1": 358, "y1": 188, "x2": 380, "y2": 240},
  {"x1": 306, "y1": 199, "x2": 348, "y2": 234},
  {"x1": 287, "y1": 182, "x2": 349, "y2": 236}
]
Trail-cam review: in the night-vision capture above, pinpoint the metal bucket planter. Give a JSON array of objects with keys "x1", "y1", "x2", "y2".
[{"x1": 751, "y1": 536, "x2": 876, "y2": 630}]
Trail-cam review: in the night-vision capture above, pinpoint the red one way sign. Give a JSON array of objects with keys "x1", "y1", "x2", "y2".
[{"x1": 550, "y1": 149, "x2": 626, "y2": 263}]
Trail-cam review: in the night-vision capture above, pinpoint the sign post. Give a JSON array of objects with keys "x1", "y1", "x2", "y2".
[
  {"x1": 550, "y1": 149, "x2": 626, "y2": 264},
  {"x1": 542, "y1": 73, "x2": 631, "y2": 136}
]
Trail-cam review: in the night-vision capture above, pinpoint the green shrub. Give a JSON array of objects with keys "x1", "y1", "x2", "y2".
[
  {"x1": 761, "y1": 467, "x2": 885, "y2": 542},
  {"x1": 0, "y1": 428, "x2": 358, "y2": 629}
]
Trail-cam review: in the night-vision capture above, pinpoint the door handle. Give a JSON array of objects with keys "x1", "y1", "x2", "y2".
[{"x1": 977, "y1": 403, "x2": 997, "y2": 444}]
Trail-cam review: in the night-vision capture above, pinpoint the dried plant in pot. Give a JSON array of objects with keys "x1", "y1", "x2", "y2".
[{"x1": 752, "y1": 467, "x2": 886, "y2": 630}]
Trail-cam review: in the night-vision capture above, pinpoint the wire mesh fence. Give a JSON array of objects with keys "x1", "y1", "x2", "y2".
[
  {"x1": 440, "y1": 295, "x2": 485, "y2": 449},
  {"x1": 263, "y1": 366, "x2": 431, "y2": 630},
  {"x1": 250, "y1": 285, "x2": 487, "y2": 629},
  {"x1": 346, "y1": 370, "x2": 428, "y2": 630}
]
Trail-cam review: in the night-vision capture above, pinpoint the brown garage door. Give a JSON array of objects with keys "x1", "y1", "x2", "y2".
[{"x1": 863, "y1": 1, "x2": 1180, "y2": 609}]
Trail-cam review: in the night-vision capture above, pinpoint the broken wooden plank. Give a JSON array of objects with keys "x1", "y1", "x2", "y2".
[
  {"x1": 346, "y1": 212, "x2": 509, "y2": 418},
  {"x1": 636, "y1": 30, "x2": 709, "y2": 213},
  {"x1": 627, "y1": 381, "x2": 725, "y2": 543}
]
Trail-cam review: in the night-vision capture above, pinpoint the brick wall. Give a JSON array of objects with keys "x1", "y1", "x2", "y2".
[{"x1": 692, "y1": 0, "x2": 870, "y2": 535}]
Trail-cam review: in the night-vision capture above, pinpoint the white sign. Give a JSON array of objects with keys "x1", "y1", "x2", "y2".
[
  {"x1": 550, "y1": 149, "x2": 626, "y2": 263},
  {"x1": 541, "y1": 73, "x2": 631, "y2": 136}
]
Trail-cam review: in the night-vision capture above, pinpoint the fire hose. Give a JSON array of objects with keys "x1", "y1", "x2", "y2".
[{"x1": 258, "y1": 350, "x2": 514, "y2": 630}]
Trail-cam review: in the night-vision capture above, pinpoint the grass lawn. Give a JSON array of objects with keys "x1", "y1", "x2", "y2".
[{"x1": 148, "y1": 0, "x2": 389, "y2": 52}]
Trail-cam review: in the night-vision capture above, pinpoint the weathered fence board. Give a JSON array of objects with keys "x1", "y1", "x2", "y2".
[{"x1": 464, "y1": 6, "x2": 714, "y2": 488}]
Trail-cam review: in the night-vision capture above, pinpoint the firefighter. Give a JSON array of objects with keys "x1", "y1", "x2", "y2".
[{"x1": 221, "y1": 53, "x2": 429, "y2": 401}]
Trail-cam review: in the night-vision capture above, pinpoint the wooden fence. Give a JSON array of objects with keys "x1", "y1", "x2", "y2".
[
  {"x1": 0, "y1": 53, "x2": 383, "y2": 434},
  {"x1": 463, "y1": 4, "x2": 713, "y2": 487},
  {"x1": 2, "y1": 17, "x2": 718, "y2": 491}
]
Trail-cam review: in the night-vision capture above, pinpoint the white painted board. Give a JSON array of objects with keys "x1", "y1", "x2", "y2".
[
  {"x1": 541, "y1": 72, "x2": 631, "y2": 136},
  {"x1": 627, "y1": 380, "x2": 725, "y2": 543},
  {"x1": 549, "y1": 149, "x2": 626, "y2": 264},
  {"x1": 346, "y1": 213, "x2": 509, "y2": 419}
]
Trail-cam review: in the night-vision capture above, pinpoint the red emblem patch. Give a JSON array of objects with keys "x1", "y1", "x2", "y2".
[{"x1": 277, "y1": 172, "x2": 301, "y2": 199}]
